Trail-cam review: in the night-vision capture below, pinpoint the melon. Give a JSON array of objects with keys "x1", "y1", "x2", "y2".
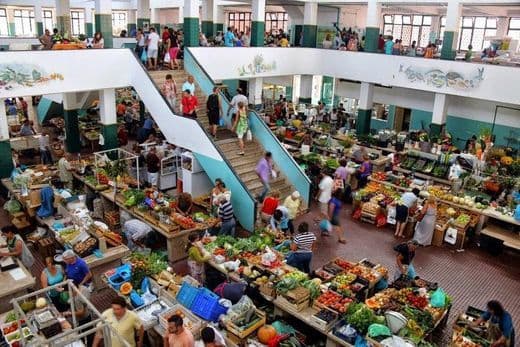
[{"x1": 258, "y1": 325, "x2": 277, "y2": 344}]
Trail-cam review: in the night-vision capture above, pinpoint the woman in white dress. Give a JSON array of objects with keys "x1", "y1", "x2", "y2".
[{"x1": 413, "y1": 196, "x2": 437, "y2": 246}]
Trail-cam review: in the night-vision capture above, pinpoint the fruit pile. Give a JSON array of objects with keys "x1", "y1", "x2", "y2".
[
  {"x1": 406, "y1": 292, "x2": 428, "y2": 309},
  {"x1": 171, "y1": 213, "x2": 196, "y2": 229},
  {"x1": 96, "y1": 171, "x2": 109, "y2": 185},
  {"x1": 316, "y1": 290, "x2": 343, "y2": 307},
  {"x1": 330, "y1": 297, "x2": 353, "y2": 313}
]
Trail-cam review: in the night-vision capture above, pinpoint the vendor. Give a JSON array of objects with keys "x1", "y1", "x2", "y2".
[
  {"x1": 0, "y1": 225, "x2": 34, "y2": 269},
  {"x1": 270, "y1": 205, "x2": 290, "y2": 233},
  {"x1": 393, "y1": 240, "x2": 419, "y2": 280},
  {"x1": 211, "y1": 178, "x2": 231, "y2": 216},
  {"x1": 473, "y1": 301, "x2": 515, "y2": 347},
  {"x1": 283, "y1": 191, "x2": 301, "y2": 234},
  {"x1": 356, "y1": 154, "x2": 372, "y2": 188},
  {"x1": 449, "y1": 156, "x2": 466, "y2": 181},
  {"x1": 62, "y1": 250, "x2": 92, "y2": 290},
  {"x1": 63, "y1": 286, "x2": 93, "y2": 346},
  {"x1": 394, "y1": 188, "x2": 420, "y2": 238},
  {"x1": 214, "y1": 281, "x2": 247, "y2": 304},
  {"x1": 386, "y1": 152, "x2": 400, "y2": 171},
  {"x1": 217, "y1": 195, "x2": 235, "y2": 237},
  {"x1": 186, "y1": 233, "x2": 211, "y2": 284},
  {"x1": 123, "y1": 219, "x2": 154, "y2": 251},
  {"x1": 196, "y1": 326, "x2": 225, "y2": 347},
  {"x1": 286, "y1": 222, "x2": 316, "y2": 273},
  {"x1": 164, "y1": 314, "x2": 194, "y2": 347},
  {"x1": 145, "y1": 146, "x2": 160, "y2": 187},
  {"x1": 176, "y1": 192, "x2": 194, "y2": 216},
  {"x1": 58, "y1": 153, "x2": 74, "y2": 190},
  {"x1": 302, "y1": 132, "x2": 312, "y2": 146}
]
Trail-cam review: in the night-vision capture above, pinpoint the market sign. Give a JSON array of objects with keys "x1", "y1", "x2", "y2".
[{"x1": 398, "y1": 64, "x2": 484, "y2": 90}]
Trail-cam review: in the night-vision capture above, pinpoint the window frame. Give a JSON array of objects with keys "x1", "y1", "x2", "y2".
[
  {"x1": 70, "y1": 10, "x2": 85, "y2": 36},
  {"x1": 112, "y1": 11, "x2": 127, "y2": 36},
  {"x1": 13, "y1": 8, "x2": 35, "y2": 36},
  {"x1": 42, "y1": 9, "x2": 54, "y2": 32},
  {"x1": 381, "y1": 14, "x2": 432, "y2": 47},
  {"x1": 0, "y1": 8, "x2": 8, "y2": 36},
  {"x1": 507, "y1": 17, "x2": 520, "y2": 41},
  {"x1": 227, "y1": 11, "x2": 288, "y2": 35},
  {"x1": 440, "y1": 15, "x2": 497, "y2": 50}
]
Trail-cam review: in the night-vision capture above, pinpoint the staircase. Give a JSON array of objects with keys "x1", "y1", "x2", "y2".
[{"x1": 148, "y1": 68, "x2": 296, "y2": 203}]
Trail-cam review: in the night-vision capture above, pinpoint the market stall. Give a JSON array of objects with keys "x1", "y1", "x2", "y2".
[{"x1": 0, "y1": 255, "x2": 36, "y2": 313}]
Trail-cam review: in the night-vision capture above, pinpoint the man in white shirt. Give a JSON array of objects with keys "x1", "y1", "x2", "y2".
[
  {"x1": 146, "y1": 27, "x2": 160, "y2": 70},
  {"x1": 317, "y1": 172, "x2": 334, "y2": 218},
  {"x1": 182, "y1": 75, "x2": 196, "y2": 95},
  {"x1": 39, "y1": 131, "x2": 53, "y2": 165},
  {"x1": 228, "y1": 88, "x2": 248, "y2": 120}
]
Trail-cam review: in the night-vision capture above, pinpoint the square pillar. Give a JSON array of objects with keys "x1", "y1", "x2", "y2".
[
  {"x1": 251, "y1": 0, "x2": 266, "y2": 47},
  {"x1": 0, "y1": 98, "x2": 14, "y2": 178},
  {"x1": 364, "y1": 0, "x2": 381, "y2": 53},
  {"x1": 356, "y1": 82, "x2": 374, "y2": 136},
  {"x1": 441, "y1": 1, "x2": 462, "y2": 60},
  {"x1": 248, "y1": 77, "x2": 263, "y2": 109},
  {"x1": 85, "y1": 8, "x2": 93, "y2": 37},
  {"x1": 99, "y1": 89, "x2": 118, "y2": 151},
  {"x1": 95, "y1": 0, "x2": 113, "y2": 47},
  {"x1": 201, "y1": 0, "x2": 215, "y2": 38},
  {"x1": 183, "y1": 0, "x2": 200, "y2": 47},
  {"x1": 292, "y1": 75, "x2": 301, "y2": 104},
  {"x1": 215, "y1": 5, "x2": 224, "y2": 33},
  {"x1": 63, "y1": 93, "x2": 81, "y2": 153},
  {"x1": 299, "y1": 75, "x2": 313, "y2": 104},
  {"x1": 137, "y1": 0, "x2": 150, "y2": 30},
  {"x1": 34, "y1": 4, "x2": 43, "y2": 36},
  {"x1": 151, "y1": 8, "x2": 160, "y2": 32},
  {"x1": 302, "y1": 2, "x2": 318, "y2": 48},
  {"x1": 56, "y1": 0, "x2": 71, "y2": 36},
  {"x1": 431, "y1": 93, "x2": 448, "y2": 138}
]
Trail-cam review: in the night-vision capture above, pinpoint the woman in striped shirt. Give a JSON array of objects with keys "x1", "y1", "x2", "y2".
[{"x1": 286, "y1": 222, "x2": 316, "y2": 273}]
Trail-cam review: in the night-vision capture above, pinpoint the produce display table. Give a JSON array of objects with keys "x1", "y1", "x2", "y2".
[
  {"x1": 0, "y1": 258, "x2": 36, "y2": 313},
  {"x1": 9, "y1": 135, "x2": 42, "y2": 151},
  {"x1": 480, "y1": 224, "x2": 520, "y2": 250}
]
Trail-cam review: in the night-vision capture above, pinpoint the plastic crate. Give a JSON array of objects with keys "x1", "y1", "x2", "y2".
[
  {"x1": 191, "y1": 288, "x2": 229, "y2": 322},
  {"x1": 176, "y1": 281, "x2": 200, "y2": 309}
]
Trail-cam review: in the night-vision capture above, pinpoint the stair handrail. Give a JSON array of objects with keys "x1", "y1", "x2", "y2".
[{"x1": 185, "y1": 48, "x2": 311, "y2": 203}]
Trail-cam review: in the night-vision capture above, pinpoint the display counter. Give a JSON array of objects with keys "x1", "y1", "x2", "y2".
[{"x1": 0, "y1": 258, "x2": 36, "y2": 313}]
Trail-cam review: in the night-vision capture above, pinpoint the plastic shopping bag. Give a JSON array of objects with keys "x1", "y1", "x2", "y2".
[
  {"x1": 246, "y1": 129, "x2": 252, "y2": 141},
  {"x1": 141, "y1": 49, "x2": 148, "y2": 63},
  {"x1": 164, "y1": 52, "x2": 171, "y2": 63},
  {"x1": 219, "y1": 117, "x2": 225, "y2": 127},
  {"x1": 430, "y1": 288, "x2": 447, "y2": 308}
]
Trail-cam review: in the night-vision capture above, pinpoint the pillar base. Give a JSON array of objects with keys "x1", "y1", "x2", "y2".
[
  {"x1": 36, "y1": 22, "x2": 44, "y2": 36},
  {"x1": 430, "y1": 123, "x2": 444, "y2": 138},
  {"x1": 184, "y1": 18, "x2": 200, "y2": 47},
  {"x1": 299, "y1": 97, "x2": 312, "y2": 104},
  {"x1": 356, "y1": 109, "x2": 372, "y2": 136},
  {"x1": 102, "y1": 124, "x2": 119, "y2": 151},
  {"x1": 302, "y1": 25, "x2": 317, "y2": 48},
  {"x1": 0, "y1": 140, "x2": 14, "y2": 179},
  {"x1": 151, "y1": 23, "x2": 160, "y2": 32},
  {"x1": 440, "y1": 31, "x2": 456, "y2": 60},
  {"x1": 127, "y1": 23, "x2": 137, "y2": 36},
  {"x1": 201, "y1": 21, "x2": 214, "y2": 38},
  {"x1": 95, "y1": 14, "x2": 113, "y2": 48},
  {"x1": 63, "y1": 109, "x2": 81, "y2": 153},
  {"x1": 251, "y1": 21, "x2": 265, "y2": 47},
  {"x1": 85, "y1": 23, "x2": 93, "y2": 37},
  {"x1": 56, "y1": 16, "x2": 71, "y2": 36},
  {"x1": 137, "y1": 18, "x2": 150, "y2": 31},
  {"x1": 364, "y1": 27, "x2": 379, "y2": 53},
  {"x1": 215, "y1": 23, "x2": 224, "y2": 33}
]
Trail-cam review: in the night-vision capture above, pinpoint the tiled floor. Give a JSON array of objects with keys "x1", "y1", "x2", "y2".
[{"x1": 1, "y1": 197, "x2": 518, "y2": 346}]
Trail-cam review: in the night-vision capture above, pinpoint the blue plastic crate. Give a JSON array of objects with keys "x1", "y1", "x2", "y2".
[
  {"x1": 208, "y1": 302, "x2": 229, "y2": 322},
  {"x1": 176, "y1": 281, "x2": 200, "y2": 309},
  {"x1": 191, "y1": 288, "x2": 229, "y2": 321}
]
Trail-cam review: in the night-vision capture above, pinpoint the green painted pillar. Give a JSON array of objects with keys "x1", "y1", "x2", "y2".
[
  {"x1": 137, "y1": 18, "x2": 149, "y2": 30},
  {"x1": 183, "y1": 18, "x2": 200, "y2": 47},
  {"x1": 201, "y1": 21, "x2": 214, "y2": 38},
  {"x1": 36, "y1": 22, "x2": 44, "y2": 36},
  {"x1": 85, "y1": 23, "x2": 94, "y2": 37},
  {"x1": 364, "y1": 27, "x2": 379, "y2": 53},
  {"x1": 430, "y1": 123, "x2": 443, "y2": 138},
  {"x1": 56, "y1": 16, "x2": 71, "y2": 35},
  {"x1": 63, "y1": 109, "x2": 81, "y2": 153},
  {"x1": 95, "y1": 14, "x2": 113, "y2": 48},
  {"x1": 302, "y1": 25, "x2": 317, "y2": 48},
  {"x1": 8, "y1": 23, "x2": 15, "y2": 36},
  {"x1": 356, "y1": 109, "x2": 372, "y2": 136},
  {"x1": 127, "y1": 23, "x2": 137, "y2": 35},
  {"x1": 151, "y1": 23, "x2": 160, "y2": 32},
  {"x1": 251, "y1": 21, "x2": 265, "y2": 47},
  {"x1": 299, "y1": 97, "x2": 312, "y2": 104},
  {"x1": 102, "y1": 124, "x2": 118, "y2": 151},
  {"x1": 440, "y1": 31, "x2": 456, "y2": 60},
  {"x1": 321, "y1": 76, "x2": 334, "y2": 106},
  {"x1": 0, "y1": 141, "x2": 14, "y2": 179},
  {"x1": 215, "y1": 23, "x2": 224, "y2": 33}
]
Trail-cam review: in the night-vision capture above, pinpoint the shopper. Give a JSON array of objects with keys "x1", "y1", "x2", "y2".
[
  {"x1": 146, "y1": 146, "x2": 160, "y2": 187},
  {"x1": 377, "y1": 34, "x2": 385, "y2": 52},
  {"x1": 0, "y1": 225, "x2": 34, "y2": 268},
  {"x1": 217, "y1": 196, "x2": 236, "y2": 237},
  {"x1": 394, "y1": 240, "x2": 419, "y2": 279},
  {"x1": 270, "y1": 205, "x2": 290, "y2": 233},
  {"x1": 287, "y1": 222, "x2": 316, "y2": 273},
  {"x1": 322, "y1": 34, "x2": 333, "y2": 49},
  {"x1": 211, "y1": 178, "x2": 231, "y2": 216},
  {"x1": 473, "y1": 301, "x2": 515, "y2": 347},
  {"x1": 19, "y1": 118, "x2": 34, "y2": 136},
  {"x1": 260, "y1": 190, "x2": 280, "y2": 225},
  {"x1": 392, "y1": 39, "x2": 402, "y2": 55},
  {"x1": 62, "y1": 250, "x2": 92, "y2": 289},
  {"x1": 395, "y1": 188, "x2": 420, "y2": 238},
  {"x1": 424, "y1": 43, "x2": 434, "y2": 58},
  {"x1": 169, "y1": 29, "x2": 180, "y2": 69},
  {"x1": 283, "y1": 191, "x2": 301, "y2": 234},
  {"x1": 186, "y1": 233, "x2": 211, "y2": 284},
  {"x1": 164, "y1": 314, "x2": 195, "y2": 347},
  {"x1": 356, "y1": 154, "x2": 372, "y2": 188},
  {"x1": 317, "y1": 171, "x2": 334, "y2": 219},
  {"x1": 58, "y1": 153, "x2": 74, "y2": 189},
  {"x1": 206, "y1": 87, "x2": 223, "y2": 139},
  {"x1": 93, "y1": 297, "x2": 144, "y2": 347},
  {"x1": 407, "y1": 40, "x2": 417, "y2": 57},
  {"x1": 329, "y1": 189, "x2": 346, "y2": 243},
  {"x1": 40, "y1": 256, "x2": 68, "y2": 311},
  {"x1": 182, "y1": 75, "x2": 196, "y2": 95},
  {"x1": 228, "y1": 88, "x2": 248, "y2": 121},
  {"x1": 384, "y1": 36, "x2": 394, "y2": 55},
  {"x1": 231, "y1": 101, "x2": 249, "y2": 156},
  {"x1": 214, "y1": 281, "x2": 247, "y2": 305},
  {"x1": 465, "y1": 44, "x2": 474, "y2": 62},
  {"x1": 123, "y1": 219, "x2": 154, "y2": 251},
  {"x1": 146, "y1": 27, "x2": 160, "y2": 70},
  {"x1": 224, "y1": 27, "x2": 236, "y2": 47},
  {"x1": 413, "y1": 196, "x2": 437, "y2": 246},
  {"x1": 39, "y1": 130, "x2": 53, "y2": 164},
  {"x1": 39, "y1": 29, "x2": 53, "y2": 49},
  {"x1": 181, "y1": 90, "x2": 198, "y2": 119},
  {"x1": 197, "y1": 326, "x2": 225, "y2": 347},
  {"x1": 92, "y1": 32, "x2": 104, "y2": 48},
  {"x1": 255, "y1": 152, "x2": 273, "y2": 202},
  {"x1": 135, "y1": 28, "x2": 145, "y2": 58},
  {"x1": 162, "y1": 74, "x2": 178, "y2": 111},
  {"x1": 63, "y1": 286, "x2": 93, "y2": 346}
]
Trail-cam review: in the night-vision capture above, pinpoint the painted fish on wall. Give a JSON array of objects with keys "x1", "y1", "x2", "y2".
[
  {"x1": 398, "y1": 64, "x2": 484, "y2": 90},
  {"x1": 0, "y1": 64, "x2": 64, "y2": 90},
  {"x1": 238, "y1": 54, "x2": 276, "y2": 77}
]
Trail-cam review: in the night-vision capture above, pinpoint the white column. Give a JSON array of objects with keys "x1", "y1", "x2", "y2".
[
  {"x1": 34, "y1": 3, "x2": 42, "y2": 24},
  {"x1": 292, "y1": 75, "x2": 301, "y2": 104},
  {"x1": 85, "y1": 7, "x2": 93, "y2": 25},
  {"x1": 496, "y1": 17, "x2": 509, "y2": 37},
  {"x1": 366, "y1": 0, "x2": 380, "y2": 28},
  {"x1": 304, "y1": 2, "x2": 318, "y2": 26},
  {"x1": 0, "y1": 98, "x2": 9, "y2": 141},
  {"x1": 429, "y1": 16, "x2": 440, "y2": 42},
  {"x1": 99, "y1": 89, "x2": 116, "y2": 125},
  {"x1": 216, "y1": 5, "x2": 224, "y2": 27},
  {"x1": 248, "y1": 78, "x2": 264, "y2": 107},
  {"x1": 432, "y1": 93, "x2": 448, "y2": 125},
  {"x1": 184, "y1": 0, "x2": 199, "y2": 18},
  {"x1": 252, "y1": 0, "x2": 265, "y2": 23},
  {"x1": 300, "y1": 75, "x2": 313, "y2": 102},
  {"x1": 177, "y1": 6, "x2": 184, "y2": 25},
  {"x1": 55, "y1": 0, "x2": 69, "y2": 18},
  {"x1": 137, "y1": 0, "x2": 150, "y2": 20},
  {"x1": 201, "y1": 0, "x2": 214, "y2": 23},
  {"x1": 445, "y1": 1, "x2": 462, "y2": 49},
  {"x1": 151, "y1": 8, "x2": 160, "y2": 25},
  {"x1": 358, "y1": 82, "x2": 374, "y2": 110},
  {"x1": 95, "y1": 0, "x2": 110, "y2": 15},
  {"x1": 128, "y1": 9, "x2": 136, "y2": 25}
]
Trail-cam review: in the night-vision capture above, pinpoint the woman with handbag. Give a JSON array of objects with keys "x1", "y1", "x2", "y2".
[
  {"x1": 413, "y1": 196, "x2": 437, "y2": 246},
  {"x1": 231, "y1": 101, "x2": 249, "y2": 156}
]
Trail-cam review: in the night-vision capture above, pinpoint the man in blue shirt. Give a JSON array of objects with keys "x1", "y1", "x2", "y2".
[
  {"x1": 63, "y1": 250, "x2": 92, "y2": 288},
  {"x1": 474, "y1": 300, "x2": 515, "y2": 347},
  {"x1": 224, "y1": 27, "x2": 235, "y2": 47}
]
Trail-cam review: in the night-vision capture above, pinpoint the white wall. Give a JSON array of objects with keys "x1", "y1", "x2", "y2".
[{"x1": 338, "y1": 5, "x2": 367, "y2": 31}]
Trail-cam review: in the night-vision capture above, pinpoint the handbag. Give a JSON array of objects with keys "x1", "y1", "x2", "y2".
[{"x1": 164, "y1": 52, "x2": 171, "y2": 63}]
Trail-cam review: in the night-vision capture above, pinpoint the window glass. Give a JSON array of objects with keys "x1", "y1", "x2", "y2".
[
  {"x1": 402, "y1": 16, "x2": 411, "y2": 25},
  {"x1": 394, "y1": 15, "x2": 402, "y2": 25},
  {"x1": 14, "y1": 9, "x2": 35, "y2": 36},
  {"x1": 70, "y1": 10, "x2": 84, "y2": 36},
  {"x1": 474, "y1": 17, "x2": 486, "y2": 28},
  {"x1": 43, "y1": 10, "x2": 54, "y2": 32},
  {"x1": 112, "y1": 11, "x2": 127, "y2": 35},
  {"x1": 423, "y1": 16, "x2": 432, "y2": 25},
  {"x1": 412, "y1": 15, "x2": 422, "y2": 25},
  {"x1": 0, "y1": 8, "x2": 9, "y2": 36}
]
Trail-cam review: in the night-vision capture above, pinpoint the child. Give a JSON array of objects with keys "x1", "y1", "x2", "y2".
[{"x1": 186, "y1": 233, "x2": 210, "y2": 284}]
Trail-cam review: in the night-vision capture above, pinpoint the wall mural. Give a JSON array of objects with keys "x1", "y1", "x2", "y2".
[
  {"x1": 398, "y1": 64, "x2": 484, "y2": 90},
  {"x1": 0, "y1": 64, "x2": 64, "y2": 90},
  {"x1": 238, "y1": 54, "x2": 276, "y2": 77}
]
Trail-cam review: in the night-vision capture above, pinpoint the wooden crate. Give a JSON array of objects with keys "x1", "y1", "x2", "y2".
[
  {"x1": 159, "y1": 222, "x2": 180, "y2": 234},
  {"x1": 277, "y1": 295, "x2": 309, "y2": 312},
  {"x1": 144, "y1": 213, "x2": 159, "y2": 225},
  {"x1": 258, "y1": 282, "x2": 276, "y2": 299},
  {"x1": 224, "y1": 309, "x2": 266, "y2": 339}
]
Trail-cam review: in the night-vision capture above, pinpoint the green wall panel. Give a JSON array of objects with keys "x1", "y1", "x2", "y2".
[
  {"x1": 85, "y1": 23, "x2": 93, "y2": 37},
  {"x1": 95, "y1": 14, "x2": 113, "y2": 48},
  {"x1": 0, "y1": 141, "x2": 14, "y2": 179},
  {"x1": 321, "y1": 76, "x2": 334, "y2": 106},
  {"x1": 127, "y1": 23, "x2": 136, "y2": 36},
  {"x1": 251, "y1": 21, "x2": 265, "y2": 47},
  {"x1": 299, "y1": 97, "x2": 312, "y2": 104},
  {"x1": 356, "y1": 108, "x2": 372, "y2": 135},
  {"x1": 441, "y1": 31, "x2": 456, "y2": 60},
  {"x1": 409, "y1": 109, "x2": 433, "y2": 131},
  {"x1": 201, "y1": 21, "x2": 214, "y2": 38},
  {"x1": 102, "y1": 124, "x2": 118, "y2": 151},
  {"x1": 56, "y1": 16, "x2": 71, "y2": 35},
  {"x1": 137, "y1": 18, "x2": 150, "y2": 30},
  {"x1": 302, "y1": 25, "x2": 317, "y2": 48},
  {"x1": 63, "y1": 109, "x2": 81, "y2": 153},
  {"x1": 215, "y1": 23, "x2": 224, "y2": 33},
  {"x1": 365, "y1": 27, "x2": 379, "y2": 53},
  {"x1": 8, "y1": 23, "x2": 15, "y2": 36},
  {"x1": 36, "y1": 22, "x2": 44, "y2": 36},
  {"x1": 183, "y1": 17, "x2": 199, "y2": 47},
  {"x1": 430, "y1": 123, "x2": 443, "y2": 138}
]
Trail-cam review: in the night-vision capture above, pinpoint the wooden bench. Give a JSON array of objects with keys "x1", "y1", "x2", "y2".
[{"x1": 481, "y1": 224, "x2": 520, "y2": 251}]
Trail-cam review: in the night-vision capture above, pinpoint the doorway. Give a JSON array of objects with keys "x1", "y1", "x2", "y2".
[{"x1": 393, "y1": 107, "x2": 411, "y2": 132}]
